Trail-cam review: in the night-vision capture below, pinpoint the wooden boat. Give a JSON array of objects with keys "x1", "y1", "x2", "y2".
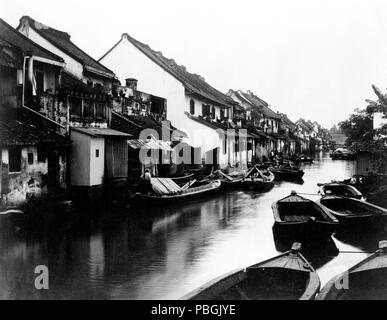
[
  {"x1": 317, "y1": 241, "x2": 387, "y2": 300},
  {"x1": 181, "y1": 243, "x2": 320, "y2": 300},
  {"x1": 318, "y1": 183, "x2": 365, "y2": 200},
  {"x1": 329, "y1": 148, "x2": 356, "y2": 160},
  {"x1": 208, "y1": 167, "x2": 274, "y2": 192},
  {"x1": 272, "y1": 192, "x2": 338, "y2": 240},
  {"x1": 317, "y1": 196, "x2": 387, "y2": 228},
  {"x1": 0, "y1": 208, "x2": 25, "y2": 230},
  {"x1": 269, "y1": 162, "x2": 304, "y2": 180},
  {"x1": 294, "y1": 154, "x2": 313, "y2": 164},
  {"x1": 132, "y1": 179, "x2": 221, "y2": 205},
  {"x1": 241, "y1": 167, "x2": 275, "y2": 191}
]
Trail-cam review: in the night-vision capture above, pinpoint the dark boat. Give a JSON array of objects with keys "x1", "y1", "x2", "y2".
[
  {"x1": 132, "y1": 179, "x2": 221, "y2": 205},
  {"x1": 294, "y1": 154, "x2": 313, "y2": 164},
  {"x1": 317, "y1": 196, "x2": 387, "y2": 228},
  {"x1": 317, "y1": 241, "x2": 387, "y2": 300},
  {"x1": 240, "y1": 166, "x2": 275, "y2": 191},
  {"x1": 181, "y1": 243, "x2": 320, "y2": 300},
  {"x1": 0, "y1": 208, "x2": 25, "y2": 230},
  {"x1": 272, "y1": 192, "x2": 338, "y2": 240},
  {"x1": 269, "y1": 162, "x2": 304, "y2": 180},
  {"x1": 329, "y1": 148, "x2": 356, "y2": 160},
  {"x1": 318, "y1": 183, "x2": 365, "y2": 200}
]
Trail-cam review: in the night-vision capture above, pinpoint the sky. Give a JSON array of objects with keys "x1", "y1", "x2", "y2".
[{"x1": 3, "y1": 0, "x2": 387, "y2": 128}]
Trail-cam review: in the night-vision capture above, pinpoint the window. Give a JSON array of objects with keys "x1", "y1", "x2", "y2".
[
  {"x1": 83, "y1": 100, "x2": 93, "y2": 118},
  {"x1": 96, "y1": 149, "x2": 100, "y2": 158},
  {"x1": 96, "y1": 102, "x2": 105, "y2": 118},
  {"x1": 224, "y1": 135, "x2": 227, "y2": 154},
  {"x1": 70, "y1": 98, "x2": 82, "y2": 118},
  {"x1": 220, "y1": 108, "x2": 225, "y2": 120},
  {"x1": 37, "y1": 146, "x2": 47, "y2": 162},
  {"x1": 36, "y1": 70, "x2": 44, "y2": 95},
  {"x1": 202, "y1": 104, "x2": 211, "y2": 117},
  {"x1": 27, "y1": 152, "x2": 34, "y2": 165},
  {"x1": 190, "y1": 99, "x2": 195, "y2": 115},
  {"x1": 8, "y1": 146, "x2": 21, "y2": 173}
]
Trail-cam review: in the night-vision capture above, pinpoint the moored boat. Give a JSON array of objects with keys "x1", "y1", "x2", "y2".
[
  {"x1": 132, "y1": 179, "x2": 222, "y2": 205},
  {"x1": 208, "y1": 167, "x2": 275, "y2": 192},
  {"x1": 272, "y1": 192, "x2": 338, "y2": 240},
  {"x1": 180, "y1": 243, "x2": 320, "y2": 300},
  {"x1": 318, "y1": 183, "x2": 365, "y2": 200},
  {"x1": 317, "y1": 196, "x2": 387, "y2": 228},
  {"x1": 269, "y1": 162, "x2": 304, "y2": 180},
  {"x1": 317, "y1": 241, "x2": 387, "y2": 300},
  {"x1": 329, "y1": 148, "x2": 356, "y2": 160}
]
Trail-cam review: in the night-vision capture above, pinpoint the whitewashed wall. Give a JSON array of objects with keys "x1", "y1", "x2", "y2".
[{"x1": 19, "y1": 26, "x2": 84, "y2": 80}]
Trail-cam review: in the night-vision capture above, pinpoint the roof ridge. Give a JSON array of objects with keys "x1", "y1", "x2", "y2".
[
  {"x1": 0, "y1": 17, "x2": 64, "y2": 62},
  {"x1": 119, "y1": 33, "x2": 234, "y2": 107},
  {"x1": 20, "y1": 16, "x2": 114, "y2": 76}
]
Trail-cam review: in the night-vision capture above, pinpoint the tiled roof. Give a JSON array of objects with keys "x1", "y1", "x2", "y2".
[
  {"x1": 19, "y1": 16, "x2": 114, "y2": 78},
  {"x1": 186, "y1": 113, "x2": 239, "y2": 132},
  {"x1": 102, "y1": 33, "x2": 236, "y2": 107},
  {"x1": 0, "y1": 18, "x2": 63, "y2": 63},
  {"x1": 280, "y1": 113, "x2": 296, "y2": 128},
  {"x1": 240, "y1": 91, "x2": 280, "y2": 119},
  {"x1": 111, "y1": 112, "x2": 187, "y2": 140},
  {"x1": 0, "y1": 109, "x2": 70, "y2": 146},
  {"x1": 0, "y1": 38, "x2": 22, "y2": 68}
]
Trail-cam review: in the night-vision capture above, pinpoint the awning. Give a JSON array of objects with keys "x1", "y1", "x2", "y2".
[
  {"x1": 128, "y1": 136, "x2": 173, "y2": 151},
  {"x1": 71, "y1": 127, "x2": 132, "y2": 137}
]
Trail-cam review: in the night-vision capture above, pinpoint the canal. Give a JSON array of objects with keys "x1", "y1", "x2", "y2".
[{"x1": 0, "y1": 152, "x2": 385, "y2": 299}]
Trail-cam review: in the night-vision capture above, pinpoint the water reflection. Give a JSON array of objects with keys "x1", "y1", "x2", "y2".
[{"x1": 0, "y1": 152, "x2": 385, "y2": 299}]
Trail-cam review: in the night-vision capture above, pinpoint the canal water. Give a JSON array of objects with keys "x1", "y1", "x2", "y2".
[{"x1": 0, "y1": 152, "x2": 385, "y2": 299}]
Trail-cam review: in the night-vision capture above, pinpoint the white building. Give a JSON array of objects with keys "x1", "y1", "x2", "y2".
[
  {"x1": 17, "y1": 16, "x2": 116, "y2": 90},
  {"x1": 99, "y1": 33, "x2": 246, "y2": 169}
]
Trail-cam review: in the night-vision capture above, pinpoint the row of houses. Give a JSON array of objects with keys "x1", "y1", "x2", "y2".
[{"x1": 0, "y1": 16, "x2": 332, "y2": 210}]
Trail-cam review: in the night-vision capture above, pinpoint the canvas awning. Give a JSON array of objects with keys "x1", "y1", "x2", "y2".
[{"x1": 127, "y1": 136, "x2": 173, "y2": 151}]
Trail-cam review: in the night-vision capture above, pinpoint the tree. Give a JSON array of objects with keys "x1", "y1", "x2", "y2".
[
  {"x1": 340, "y1": 84, "x2": 387, "y2": 174},
  {"x1": 339, "y1": 108, "x2": 374, "y2": 147}
]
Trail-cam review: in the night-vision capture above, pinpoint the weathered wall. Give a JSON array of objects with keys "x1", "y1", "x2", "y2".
[{"x1": 0, "y1": 146, "x2": 49, "y2": 208}]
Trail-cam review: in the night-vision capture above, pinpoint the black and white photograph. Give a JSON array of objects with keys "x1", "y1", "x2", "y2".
[{"x1": 1, "y1": 0, "x2": 387, "y2": 307}]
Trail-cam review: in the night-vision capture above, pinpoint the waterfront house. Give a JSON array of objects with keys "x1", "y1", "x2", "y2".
[
  {"x1": 278, "y1": 113, "x2": 298, "y2": 156},
  {"x1": 14, "y1": 17, "x2": 131, "y2": 192},
  {"x1": 227, "y1": 89, "x2": 284, "y2": 161},
  {"x1": 0, "y1": 18, "x2": 70, "y2": 209},
  {"x1": 99, "y1": 33, "x2": 247, "y2": 170},
  {"x1": 17, "y1": 16, "x2": 116, "y2": 90},
  {"x1": 227, "y1": 89, "x2": 269, "y2": 163}
]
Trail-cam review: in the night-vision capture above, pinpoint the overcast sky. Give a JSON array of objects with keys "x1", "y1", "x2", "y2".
[{"x1": 3, "y1": 0, "x2": 387, "y2": 128}]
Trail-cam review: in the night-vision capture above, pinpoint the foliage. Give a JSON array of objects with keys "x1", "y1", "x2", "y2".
[
  {"x1": 339, "y1": 108, "x2": 374, "y2": 147},
  {"x1": 340, "y1": 84, "x2": 387, "y2": 174}
]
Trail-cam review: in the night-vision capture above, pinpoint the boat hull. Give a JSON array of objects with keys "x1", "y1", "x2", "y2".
[
  {"x1": 272, "y1": 170, "x2": 304, "y2": 180},
  {"x1": 181, "y1": 246, "x2": 320, "y2": 300},
  {"x1": 273, "y1": 220, "x2": 336, "y2": 241},
  {"x1": 132, "y1": 182, "x2": 221, "y2": 205}
]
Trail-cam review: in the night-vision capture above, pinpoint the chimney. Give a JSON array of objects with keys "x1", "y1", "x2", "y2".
[{"x1": 125, "y1": 78, "x2": 138, "y2": 90}]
